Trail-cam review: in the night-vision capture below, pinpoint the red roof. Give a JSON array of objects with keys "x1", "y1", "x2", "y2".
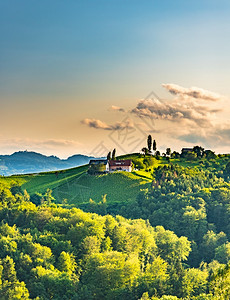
[{"x1": 109, "y1": 160, "x2": 132, "y2": 167}]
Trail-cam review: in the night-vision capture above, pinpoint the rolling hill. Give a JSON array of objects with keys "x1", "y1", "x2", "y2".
[
  {"x1": 0, "y1": 151, "x2": 102, "y2": 176},
  {"x1": 18, "y1": 164, "x2": 153, "y2": 205},
  {"x1": 0, "y1": 153, "x2": 161, "y2": 205}
]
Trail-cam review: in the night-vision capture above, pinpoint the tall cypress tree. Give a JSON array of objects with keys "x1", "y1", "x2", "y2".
[
  {"x1": 112, "y1": 148, "x2": 116, "y2": 160},
  {"x1": 107, "y1": 152, "x2": 111, "y2": 160},
  {"x1": 147, "y1": 135, "x2": 152, "y2": 152},
  {"x1": 153, "y1": 140, "x2": 157, "y2": 151}
]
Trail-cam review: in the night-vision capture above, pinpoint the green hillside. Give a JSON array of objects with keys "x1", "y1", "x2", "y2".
[
  {"x1": 0, "y1": 154, "x2": 156, "y2": 206},
  {"x1": 22, "y1": 168, "x2": 152, "y2": 205},
  {"x1": 0, "y1": 153, "x2": 229, "y2": 209}
]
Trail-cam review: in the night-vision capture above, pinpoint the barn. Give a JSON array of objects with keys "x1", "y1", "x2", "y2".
[{"x1": 88, "y1": 159, "x2": 109, "y2": 174}]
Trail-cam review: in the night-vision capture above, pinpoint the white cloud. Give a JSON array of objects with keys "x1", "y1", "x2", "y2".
[
  {"x1": 110, "y1": 105, "x2": 125, "y2": 112},
  {"x1": 162, "y1": 83, "x2": 223, "y2": 102}
]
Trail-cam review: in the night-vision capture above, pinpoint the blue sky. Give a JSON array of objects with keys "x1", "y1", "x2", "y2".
[{"x1": 0, "y1": 0, "x2": 230, "y2": 157}]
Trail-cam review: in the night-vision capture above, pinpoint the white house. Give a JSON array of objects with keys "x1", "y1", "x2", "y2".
[{"x1": 108, "y1": 160, "x2": 132, "y2": 172}]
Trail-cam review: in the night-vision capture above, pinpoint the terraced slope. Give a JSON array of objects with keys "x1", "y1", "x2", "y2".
[{"x1": 15, "y1": 165, "x2": 151, "y2": 205}]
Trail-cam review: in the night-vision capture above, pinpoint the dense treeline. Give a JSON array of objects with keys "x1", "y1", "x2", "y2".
[
  {"x1": 0, "y1": 182, "x2": 226, "y2": 299},
  {"x1": 0, "y1": 183, "x2": 194, "y2": 299},
  {"x1": 98, "y1": 162, "x2": 230, "y2": 267}
]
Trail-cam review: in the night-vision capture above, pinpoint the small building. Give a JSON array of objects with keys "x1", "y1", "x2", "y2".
[
  {"x1": 109, "y1": 160, "x2": 132, "y2": 172},
  {"x1": 88, "y1": 160, "x2": 109, "y2": 174}
]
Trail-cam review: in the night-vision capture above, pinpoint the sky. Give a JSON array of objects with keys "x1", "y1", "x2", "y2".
[{"x1": 0, "y1": 0, "x2": 230, "y2": 158}]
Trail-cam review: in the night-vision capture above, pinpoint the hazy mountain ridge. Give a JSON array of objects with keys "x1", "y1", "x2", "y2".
[{"x1": 0, "y1": 151, "x2": 100, "y2": 176}]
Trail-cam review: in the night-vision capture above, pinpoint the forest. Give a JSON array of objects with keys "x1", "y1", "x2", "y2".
[{"x1": 0, "y1": 149, "x2": 230, "y2": 299}]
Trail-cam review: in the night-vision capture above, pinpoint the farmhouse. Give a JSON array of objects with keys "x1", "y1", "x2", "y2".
[
  {"x1": 109, "y1": 160, "x2": 132, "y2": 172},
  {"x1": 88, "y1": 159, "x2": 132, "y2": 173}
]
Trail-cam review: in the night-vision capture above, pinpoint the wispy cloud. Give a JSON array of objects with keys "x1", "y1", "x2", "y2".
[
  {"x1": 131, "y1": 97, "x2": 217, "y2": 127},
  {"x1": 0, "y1": 138, "x2": 81, "y2": 148},
  {"x1": 213, "y1": 124, "x2": 230, "y2": 146},
  {"x1": 162, "y1": 83, "x2": 223, "y2": 102},
  {"x1": 81, "y1": 118, "x2": 134, "y2": 130},
  {"x1": 176, "y1": 122, "x2": 230, "y2": 148},
  {"x1": 110, "y1": 105, "x2": 125, "y2": 112},
  {"x1": 41, "y1": 139, "x2": 80, "y2": 147}
]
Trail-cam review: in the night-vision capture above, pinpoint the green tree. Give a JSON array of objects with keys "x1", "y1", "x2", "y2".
[
  {"x1": 142, "y1": 147, "x2": 149, "y2": 156},
  {"x1": 31, "y1": 266, "x2": 77, "y2": 300},
  {"x1": 144, "y1": 156, "x2": 156, "y2": 168},
  {"x1": 171, "y1": 151, "x2": 180, "y2": 159},
  {"x1": 81, "y1": 251, "x2": 140, "y2": 299},
  {"x1": 181, "y1": 204, "x2": 208, "y2": 242},
  {"x1": 210, "y1": 263, "x2": 230, "y2": 299},
  {"x1": 147, "y1": 135, "x2": 152, "y2": 152},
  {"x1": 112, "y1": 148, "x2": 116, "y2": 160},
  {"x1": 193, "y1": 146, "x2": 205, "y2": 158},
  {"x1": 138, "y1": 256, "x2": 169, "y2": 296},
  {"x1": 101, "y1": 236, "x2": 113, "y2": 252},
  {"x1": 204, "y1": 150, "x2": 216, "y2": 159},
  {"x1": 215, "y1": 242, "x2": 230, "y2": 264},
  {"x1": 0, "y1": 256, "x2": 30, "y2": 300},
  {"x1": 135, "y1": 160, "x2": 145, "y2": 170},
  {"x1": 224, "y1": 161, "x2": 230, "y2": 179},
  {"x1": 153, "y1": 140, "x2": 157, "y2": 151},
  {"x1": 57, "y1": 251, "x2": 76, "y2": 275},
  {"x1": 155, "y1": 150, "x2": 160, "y2": 159},
  {"x1": 182, "y1": 268, "x2": 208, "y2": 298},
  {"x1": 107, "y1": 151, "x2": 111, "y2": 160},
  {"x1": 30, "y1": 243, "x2": 53, "y2": 266},
  {"x1": 43, "y1": 189, "x2": 55, "y2": 205},
  {"x1": 166, "y1": 148, "x2": 171, "y2": 157},
  {"x1": 201, "y1": 231, "x2": 227, "y2": 263},
  {"x1": 186, "y1": 151, "x2": 197, "y2": 161},
  {"x1": 81, "y1": 236, "x2": 101, "y2": 256}
]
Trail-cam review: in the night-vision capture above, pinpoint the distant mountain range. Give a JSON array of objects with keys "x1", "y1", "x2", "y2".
[{"x1": 0, "y1": 151, "x2": 102, "y2": 176}]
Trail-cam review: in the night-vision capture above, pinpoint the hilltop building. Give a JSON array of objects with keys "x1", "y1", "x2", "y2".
[
  {"x1": 109, "y1": 160, "x2": 132, "y2": 172},
  {"x1": 88, "y1": 159, "x2": 132, "y2": 173},
  {"x1": 88, "y1": 159, "x2": 109, "y2": 174}
]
